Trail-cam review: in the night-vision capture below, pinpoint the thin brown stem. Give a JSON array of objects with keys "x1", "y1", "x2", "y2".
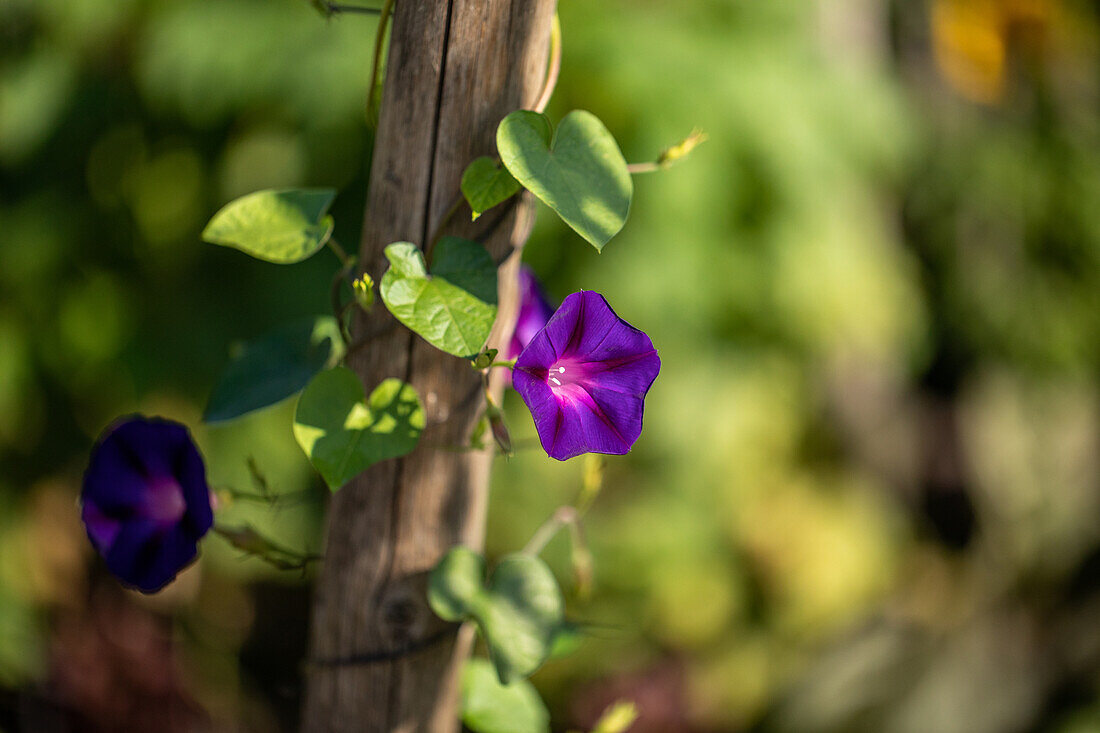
[
  {"x1": 626, "y1": 161, "x2": 661, "y2": 174},
  {"x1": 533, "y1": 13, "x2": 562, "y2": 114}
]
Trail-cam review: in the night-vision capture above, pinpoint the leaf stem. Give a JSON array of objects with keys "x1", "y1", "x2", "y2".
[
  {"x1": 326, "y1": 237, "x2": 353, "y2": 268},
  {"x1": 328, "y1": 241, "x2": 356, "y2": 346},
  {"x1": 365, "y1": 0, "x2": 395, "y2": 125},
  {"x1": 325, "y1": 2, "x2": 382, "y2": 14},
  {"x1": 485, "y1": 360, "x2": 516, "y2": 370},
  {"x1": 533, "y1": 13, "x2": 562, "y2": 114},
  {"x1": 626, "y1": 162, "x2": 661, "y2": 175}
]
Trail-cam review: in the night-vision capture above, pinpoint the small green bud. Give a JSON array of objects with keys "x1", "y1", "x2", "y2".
[
  {"x1": 352, "y1": 273, "x2": 375, "y2": 312},
  {"x1": 656, "y1": 128, "x2": 707, "y2": 168},
  {"x1": 471, "y1": 348, "x2": 498, "y2": 370}
]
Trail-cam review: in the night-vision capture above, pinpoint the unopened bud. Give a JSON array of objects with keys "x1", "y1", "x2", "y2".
[
  {"x1": 488, "y1": 408, "x2": 512, "y2": 455},
  {"x1": 657, "y1": 128, "x2": 707, "y2": 168},
  {"x1": 471, "y1": 348, "x2": 498, "y2": 370},
  {"x1": 352, "y1": 274, "x2": 375, "y2": 312}
]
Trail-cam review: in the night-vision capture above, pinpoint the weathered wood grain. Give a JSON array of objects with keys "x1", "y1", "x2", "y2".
[{"x1": 301, "y1": 1, "x2": 555, "y2": 730}]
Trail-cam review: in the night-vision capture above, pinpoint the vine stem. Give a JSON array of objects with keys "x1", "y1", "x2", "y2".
[
  {"x1": 325, "y1": 2, "x2": 382, "y2": 14},
  {"x1": 424, "y1": 194, "x2": 465, "y2": 263},
  {"x1": 523, "y1": 505, "x2": 580, "y2": 555},
  {"x1": 327, "y1": 239, "x2": 355, "y2": 345},
  {"x1": 344, "y1": 322, "x2": 397, "y2": 359},
  {"x1": 365, "y1": 0, "x2": 395, "y2": 124},
  {"x1": 626, "y1": 162, "x2": 661, "y2": 174},
  {"x1": 523, "y1": 504, "x2": 594, "y2": 595},
  {"x1": 212, "y1": 524, "x2": 323, "y2": 570},
  {"x1": 533, "y1": 13, "x2": 562, "y2": 114},
  {"x1": 327, "y1": 238, "x2": 353, "y2": 268}
]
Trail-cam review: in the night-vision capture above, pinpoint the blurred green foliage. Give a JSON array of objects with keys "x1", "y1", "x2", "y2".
[{"x1": 4, "y1": 0, "x2": 1100, "y2": 730}]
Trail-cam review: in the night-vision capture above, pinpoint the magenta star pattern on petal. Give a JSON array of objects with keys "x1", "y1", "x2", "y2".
[{"x1": 513, "y1": 291, "x2": 660, "y2": 461}]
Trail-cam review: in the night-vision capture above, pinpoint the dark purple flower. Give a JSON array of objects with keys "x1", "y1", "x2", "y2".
[
  {"x1": 81, "y1": 416, "x2": 214, "y2": 593},
  {"x1": 513, "y1": 291, "x2": 660, "y2": 461},
  {"x1": 507, "y1": 266, "x2": 556, "y2": 359}
]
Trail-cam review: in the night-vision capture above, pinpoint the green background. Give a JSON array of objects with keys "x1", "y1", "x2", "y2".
[{"x1": 3, "y1": 0, "x2": 1100, "y2": 730}]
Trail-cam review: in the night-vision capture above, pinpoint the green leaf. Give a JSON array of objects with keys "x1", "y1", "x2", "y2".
[
  {"x1": 479, "y1": 554, "x2": 564, "y2": 684},
  {"x1": 428, "y1": 546, "x2": 486, "y2": 622},
  {"x1": 428, "y1": 548, "x2": 565, "y2": 685},
  {"x1": 462, "y1": 658, "x2": 550, "y2": 733},
  {"x1": 204, "y1": 316, "x2": 340, "y2": 423},
  {"x1": 462, "y1": 156, "x2": 521, "y2": 221},
  {"x1": 548, "y1": 621, "x2": 585, "y2": 660},
  {"x1": 380, "y1": 238, "x2": 498, "y2": 358},
  {"x1": 497, "y1": 110, "x2": 632, "y2": 251},
  {"x1": 293, "y1": 367, "x2": 425, "y2": 491},
  {"x1": 203, "y1": 188, "x2": 337, "y2": 263}
]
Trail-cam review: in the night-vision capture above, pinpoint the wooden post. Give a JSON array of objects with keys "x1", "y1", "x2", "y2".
[{"x1": 301, "y1": 1, "x2": 555, "y2": 731}]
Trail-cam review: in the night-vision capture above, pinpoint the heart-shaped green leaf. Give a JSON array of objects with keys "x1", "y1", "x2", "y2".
[
  {"x1": 293, "y1": 367, "x2": 425, "y2": 491},
  {"x1": 204, "y1": 316, "x2": 341, "y2": 423},
  {"x1": 497, "y1": 110, "x2": 632, "y2": 251},
  {"x1": 428, "y1": 545, "x2": 486, "y2": 622},
  {"x1": 380, "y1": 238, "x2": 498, "y2": 358},
  {"x1": 203, "y1": 188, "x2": 336, "y2": 263},
  {"x1": 461, "y1": 658, "x2": 549, "y2": 733},
  {"x1": 429, "y1": 548, "x2": 564, "y2": 684},
  {"x1": 462, "y1": 156, "x2": 521, "y2": 221}
]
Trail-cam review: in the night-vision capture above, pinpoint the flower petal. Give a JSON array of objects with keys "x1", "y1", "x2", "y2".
[
  {"x1": 508, "y1": 266, "x2": 556, "y2": 359},
  {"x1": 103, "y1": 520, "x2": 199, "y2": 593},
  {"x1": 542, "y1": 292, "x2": 618, "y2": 360},
  {"x1": 81, "y1": 416, "x2": 213, "y2": 593},
  {"x1": 513, "y1": 291, "x2": 659, "y2": 461}
]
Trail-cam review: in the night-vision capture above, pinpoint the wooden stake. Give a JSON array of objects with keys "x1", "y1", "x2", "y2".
[{"x1": 301, "y1": 1, "x2": 555, "y2": 730}]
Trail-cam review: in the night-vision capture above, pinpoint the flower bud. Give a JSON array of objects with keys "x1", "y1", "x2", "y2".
[{"x1": 352, "y1": 273, "x2": 375, "y2": 312}]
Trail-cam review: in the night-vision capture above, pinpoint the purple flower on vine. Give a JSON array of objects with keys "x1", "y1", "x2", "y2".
[
  {"x1": 81, "y1": 416, "x2": 214, "y2": 593},
  {"x1": 513, "y1": 291, "x2": 660, "y2": 461},
  {"x1": 507, "y1": 266, "x2": 556, "y2": 359}
]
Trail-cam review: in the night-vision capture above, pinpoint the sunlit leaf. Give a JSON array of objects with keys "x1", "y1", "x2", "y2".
[
  {"x1": 203, "y1": 188, "x2": 336, "y2": 263},
  {"x1": 380, "y1": 238, "x2": 497, "y2": 358},
  {"x1": 462, "y1": 658, "x2": 550, "y2": 733},
  {"x1": 293, "y1": 367, "x2": 424, "y2": 491},
  {"x1": 497, "y1": 110, "x2": 631, "y2": 251}
]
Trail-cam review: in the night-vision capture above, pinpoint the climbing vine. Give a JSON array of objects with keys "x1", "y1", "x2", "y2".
[{"x1": 77, "y1": 6, "x2": 700, "y2": 730}]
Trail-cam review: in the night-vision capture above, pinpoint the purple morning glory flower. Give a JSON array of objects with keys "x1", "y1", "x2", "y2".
[
  {"x1": 513, "y1": 291, "x2": 660, "y2": 461},
  {"x1": 81, "y1": 416, "x2": 214, "y2": 593},
  {"x1": 508, "y1": 266, "x2": 557, "y2": 359}
]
